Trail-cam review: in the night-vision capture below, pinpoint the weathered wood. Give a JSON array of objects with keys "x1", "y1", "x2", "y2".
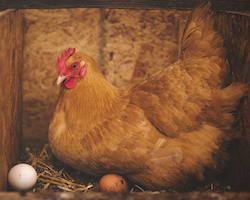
[
  {"x1": 0, "y1": 10, "x2": 23, "y2": 191},
  {"x1": 0, "y1": 0, "x2": 250, "y2": 11},
  {"x1": 1, "y1": 192, "x2": 250, "y2": 200},
  {"x1": 213, "y1": 11, "x2": 250, "y2": 191}
]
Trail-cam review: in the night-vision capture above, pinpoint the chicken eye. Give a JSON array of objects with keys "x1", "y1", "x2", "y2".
[{"x1": 71, "y1": 63, "x2": 78, "y2": 69}]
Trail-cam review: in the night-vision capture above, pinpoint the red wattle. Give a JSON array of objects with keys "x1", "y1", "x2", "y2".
[{"x1": 64, "y1": 77, "x2": 77, "y2": 89}]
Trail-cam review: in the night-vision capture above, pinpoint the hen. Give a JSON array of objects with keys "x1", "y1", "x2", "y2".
[{"x1": 49, "y1": 3, "x2": 247, "y2": 190}]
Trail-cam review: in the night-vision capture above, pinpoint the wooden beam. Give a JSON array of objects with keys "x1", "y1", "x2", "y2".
[
  {"x1": 1, "y1": 192, "x2": 250, "y2": 200},
  {"x1": 0, "y1": 0, "x2": 250, "y2": 11},
  {"x1": 213, "y1": 11, "x2": 250, "y2": 191},
  {"x1": 0, "y1": 10, "x2": 23, "y2": 191}
]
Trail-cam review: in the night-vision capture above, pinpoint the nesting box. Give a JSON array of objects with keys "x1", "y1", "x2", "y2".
[{"x1": 0, "y1": 0, "x2": 250, "y2": 198}]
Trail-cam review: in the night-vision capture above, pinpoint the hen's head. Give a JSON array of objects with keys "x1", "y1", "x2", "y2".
[{"x1": 57, "y1": 48, "x2": 87, "y2": 89}]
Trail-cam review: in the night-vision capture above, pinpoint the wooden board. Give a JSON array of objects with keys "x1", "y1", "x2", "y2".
[
  {"x1": 213, "y1": 11, "x2": 250, "y2": 191},
  {"x1": 1, "y1": 192, "x2": 250, "y2": 200},
  {"x1": 0, "y1": 10, "x2": 23, "y2": 191},
  {"x1": 0, "y1": 0, "x2": 250, "y2": 11}
]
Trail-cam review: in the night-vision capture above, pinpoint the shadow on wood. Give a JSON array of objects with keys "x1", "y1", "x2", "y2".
[{"x1": 214, "y1": 10, "x2": 250, "y2": 191}]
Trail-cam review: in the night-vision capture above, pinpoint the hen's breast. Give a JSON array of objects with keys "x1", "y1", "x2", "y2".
[{"x1": 48, "y1": 97, "x2": 163, "y2": 175}]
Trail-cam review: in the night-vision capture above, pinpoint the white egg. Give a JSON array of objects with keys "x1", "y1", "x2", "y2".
[{"x1": 8, "y1": 163, "x2": 37, "y2": 191}]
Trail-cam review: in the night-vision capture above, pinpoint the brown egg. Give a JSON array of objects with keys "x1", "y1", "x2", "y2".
[{"x1": 99, "y1": 174, "x2": 129, "y2": 193}]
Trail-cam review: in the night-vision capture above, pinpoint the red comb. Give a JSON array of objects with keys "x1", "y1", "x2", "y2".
[{"x1": 57, "y1": 48, "x2": 76, "y2": 74}]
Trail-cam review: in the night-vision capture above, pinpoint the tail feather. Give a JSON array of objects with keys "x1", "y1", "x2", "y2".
[
  {"x1": 219, "y1": 83, "x2": 248, "y2": 109},
  {"x1": 180, "y1": 2, "x2": 229, "y2": 87},
  {"x1": 208, "y1": 83, "x2": 248, "y2": 130}
]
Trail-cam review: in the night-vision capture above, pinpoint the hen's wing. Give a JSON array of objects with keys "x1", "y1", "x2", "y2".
[{"x1": 130, "y1": 3, "x2": 229, "y2": 137}]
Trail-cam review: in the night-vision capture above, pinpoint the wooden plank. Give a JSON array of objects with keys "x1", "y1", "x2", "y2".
[
  {"x1": 0, "y1": 10, "x2": 23, "y2": 191},
  {"x1": 0, "y1": 0, "x2": 250, "y2": 11},
  {"x1": 1, "y1": 192, "x2": 250, "y2": 200},
  {"x1": 213, "y1": 11, "x2": 250, "y2": 191}
]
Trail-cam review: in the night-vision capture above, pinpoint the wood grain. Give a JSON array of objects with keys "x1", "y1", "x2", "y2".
[
  {"x1": 0, "y1": 0, "x2": 250, "y2": 11},
  {"x1": 1, "y1": 192, "x2": 250, "y2": 200},
  {"x1": 213, "y1": 11, "x2": 250, "y2": 191},
  {"x1": 0, "y1": 10, "x2": 23, "y2": 191}
]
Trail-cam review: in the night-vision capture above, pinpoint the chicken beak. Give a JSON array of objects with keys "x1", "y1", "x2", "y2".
[{"x1": 57, "y1": 75, "x2": 68, "y2": 85}]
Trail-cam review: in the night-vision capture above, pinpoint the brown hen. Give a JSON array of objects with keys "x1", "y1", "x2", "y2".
[{"x1": 49, "y1": 3, "x2": 248, "y2": 190}]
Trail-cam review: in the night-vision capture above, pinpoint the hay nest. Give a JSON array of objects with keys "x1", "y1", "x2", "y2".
[
  {"x1": 21, "y1": 144, "x2": 233, "y2": 193},
  {"x1": 24, "y1": 144, "x2": 94, "y2": 192}
]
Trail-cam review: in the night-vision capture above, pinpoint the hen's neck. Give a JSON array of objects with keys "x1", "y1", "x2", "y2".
[{"x1": 58, "y1": 73, "x2": 121, "y2": 132}]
